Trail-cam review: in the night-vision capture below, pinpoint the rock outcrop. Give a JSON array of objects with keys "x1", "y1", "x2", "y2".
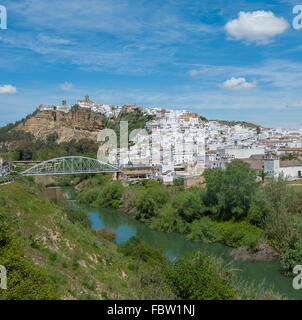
[
  {"x1": 229, "y1": 243, "x2": 280, "y2": 262},
  {"x1": 15, "y1": 107, "x2": 105, "y2": 143}
]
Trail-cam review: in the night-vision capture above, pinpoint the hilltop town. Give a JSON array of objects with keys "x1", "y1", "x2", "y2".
[{"x1": 32, "y1": 95, "x2": 302, "y2": 182}]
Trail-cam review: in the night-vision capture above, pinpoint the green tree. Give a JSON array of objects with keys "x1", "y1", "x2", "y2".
[
  {"x1": 173, "y1": 188, "x2": 207, "y2": 223},
  {"x1": 204, "y1": 160, "x2": 259, "y2": 220},
  {"x1": 94, "y1": 181, "x2": 123, "y2": 208},
  {"x1": 136, "y1": 186, "x2": 170, "y2": 219}
]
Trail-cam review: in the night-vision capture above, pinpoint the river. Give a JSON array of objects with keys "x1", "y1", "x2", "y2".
[{"x1": 61, "y1": 187, "x2": 302, "y2": 299}]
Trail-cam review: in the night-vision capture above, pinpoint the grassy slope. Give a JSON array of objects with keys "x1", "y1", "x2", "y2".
[{"x1": 0, "y1": 180, "x2": 172, "y2": 300}]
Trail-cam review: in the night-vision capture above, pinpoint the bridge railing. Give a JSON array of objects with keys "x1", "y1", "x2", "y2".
[{"x1": 21, "y1": 156, "x2": 124, "y2": 176}]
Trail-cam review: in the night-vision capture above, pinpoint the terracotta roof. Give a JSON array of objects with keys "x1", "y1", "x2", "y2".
[
  {"x1": 280, "y1": 158, "x2": 302, "y2": 167},
  {"x1": 242, "y1": 157, "x2": 264, "y2": 171},
  {"x1": 249, "y1": 154, "x2": 264, "y2": 160},
  {"x1": 278, "y1": 148, "x2": 302, "y2": 152}
]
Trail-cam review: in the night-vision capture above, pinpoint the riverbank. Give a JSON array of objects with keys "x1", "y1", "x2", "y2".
[
  {"x1": 73, "y1": 172, "x2": 275, "y2": 261},
  {"x1": 0, "y1": 179, "x2": 180, "y2": 299},
  {"x1": 83, "y1": 204, "x2": 301, "y2": 299},
  {"x1": 230, "y1": 243, "x2": 280, "y2": 262},
  {"x1": 2, "y1": 177, "x2": 276, "y2": 300},
  {"x1": 73, "y1": 161, "x2": 302, "y2": 291},
  {"x1": 14, "y1": 168, "x2": 301, "y2": 299}
]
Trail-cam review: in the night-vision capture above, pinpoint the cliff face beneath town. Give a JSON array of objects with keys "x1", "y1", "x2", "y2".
[{"x1": 15, "y1": 107, "x2": 106, "y2": 143}]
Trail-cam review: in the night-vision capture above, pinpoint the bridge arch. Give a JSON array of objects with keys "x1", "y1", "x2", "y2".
[{"x1": 21, "y1": 156, "x2": 123, "y2": 176}]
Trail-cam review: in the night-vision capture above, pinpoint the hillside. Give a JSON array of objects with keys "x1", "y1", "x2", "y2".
[
  {"x1": 0, "y1": 106, "x2": 154, "y2": 161},
  {"x1": 217, "y1": 120, "x2": 261, "y2": 130},
  {"x1": 14, "y1": 105, "x2": 106, "y2": 144},
  {"x1": 0, "y1": 179, "x2": 174, "y2": 300}
]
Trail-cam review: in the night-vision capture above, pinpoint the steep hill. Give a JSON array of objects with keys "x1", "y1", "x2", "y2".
[
  {"x1": 0, "y1": 179, "x2": 174, "y2": 300},
  {"x1": 0, "y1": 105, "x2": 154, "y2": 160},
  {"x1": 14, "y1": 105, "x2": 106, "y2": 144}
]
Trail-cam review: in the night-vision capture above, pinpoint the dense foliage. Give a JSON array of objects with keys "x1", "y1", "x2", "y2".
[
  {"x1": 118, "y1": 237, "x2": 238, "y2": 300},
  {"x1": 77, "y1": 159, "x2": 302, "y2": 278},
  {"x1": 0, "y1": 216, "x2": 59, "y2": 300},
  {"x1": 164, "y1": 252, "x2": 236, "y2": 300}
]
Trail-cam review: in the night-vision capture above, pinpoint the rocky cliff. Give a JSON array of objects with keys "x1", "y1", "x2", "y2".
[{"x1": 15, "y1": 107, "x2": 106, "y2": 143}]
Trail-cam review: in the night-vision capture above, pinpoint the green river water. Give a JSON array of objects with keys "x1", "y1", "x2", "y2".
[{"x1": 61, "y1": 187, "x2": 302, "y2": 299}]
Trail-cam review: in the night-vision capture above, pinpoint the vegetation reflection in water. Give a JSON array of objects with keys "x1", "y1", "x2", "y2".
[{"x1": 78, "y1": 204, "x2": 302, "y2": 300}]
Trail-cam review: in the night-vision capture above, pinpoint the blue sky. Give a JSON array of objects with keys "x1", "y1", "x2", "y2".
[{"x1": 1, "y1": 0, "x2": 302, "y2": 127}]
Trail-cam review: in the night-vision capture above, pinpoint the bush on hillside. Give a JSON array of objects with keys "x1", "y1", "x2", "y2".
[
  {"x1": 0, "y1": 228, "x2": 59, "y2": 300},
  {"x1": 65, "y1": 209, "x2": 92, "y2": 229},
  {"x1": 118, "y1": 236, "x2": 166, "y2": 266},
  {"x1": 164, "y1": 252, "x2": 236, "y2": 300},
  {"x1": 97, "y1": 228, "x2": 117, "y2": 242}
]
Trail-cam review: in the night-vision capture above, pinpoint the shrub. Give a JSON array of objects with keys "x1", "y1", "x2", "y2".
[
  {"x1": 247, "y1": 203, "x2": 264, "y2": 226},
  {"x1": 94, "y1": 181, "x2": 123, "y2": 208},
  {"x1": 187, "y1": 216, "x2": 219, "y2": 243},
  {"x1": 281, "y1": 240, "x2": 302, "y2": 276},
  {"x1": 172, "y1": 188, "x2": 207, "y2": 223},
  {"x1": 0, "y1": 237, "x2": 59, "y2": 300},
  {"x1": 48, "y1": 252, "x2": 57, "y2": 262},
  {"x1": 150, "y1": 205, "x2": 188, "y2": 233},
  {"x1": 111, "y1": 199, "x2": 120, "y2": 209},
  {"x1": 118, "y1": 236, "x2": 166, "y2": 266},
  {"x1": 119, "y1": 189, "x2": 139, "y2": 214},
  {"x1": 72, "y1": 261, "x2": 80, "y2": 270},
  {"x1": 174, "y1": 178, "x2": 184, "y2": 186},
  {"x1": 77, "y1": 190, "x2": 98, "y2": 204},
  {"x1": 136, "y1": 186, "x2": 170, "y2": 219},
  {"x1": 65, "y1": 209, "x2": 91, "y2": 229},
  {"x1": 216, "y1": 221, "x2": 263, "y2": 248},
  {"x1": 264, "y1": 209, "x2": 300, "y2": 250},
  {"x1": 164, "y1": 252, "x2": 236, "y2": 300},
  {"x1": 262, "y1": 178, "x2": 301, "y2": 249},
  {"x1": 97, "y1": 228, "x2": 117, "y2": 242}
]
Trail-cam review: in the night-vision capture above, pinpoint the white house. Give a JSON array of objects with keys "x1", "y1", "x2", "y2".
[{"x1": 264, "y1": 157, "x2": 302, "y2": 180}]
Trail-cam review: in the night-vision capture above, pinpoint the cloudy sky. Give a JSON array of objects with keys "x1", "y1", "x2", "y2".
[{"x1": 1, "y1": 0, "x2": 302, "y2": 127}]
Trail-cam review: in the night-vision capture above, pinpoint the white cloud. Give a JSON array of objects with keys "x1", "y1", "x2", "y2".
[
  {"x1": 0, "y1": 85, "x2": 17, "y2": 94},
  {"x1": 287, "y1": 101, "x2": 302, "y2": 108},
  {"x1": 225, "y1": 11, "x2": 289, "y2": 43},
  {"x1": 38, "y1": 34, "x2": 72, "y2": 45},
  {"x1": 188, "y1": 67, "x2": 210, "y2": 76},
  {"x1": 60, "y1": 82, "x2": 73, "y2": 91},
  {"x1": 188, "y1": 66, "x2": 226, "y2": 77},
  {"x1": 220, "y1": 77, "x2": 256, "y2": 90}
]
